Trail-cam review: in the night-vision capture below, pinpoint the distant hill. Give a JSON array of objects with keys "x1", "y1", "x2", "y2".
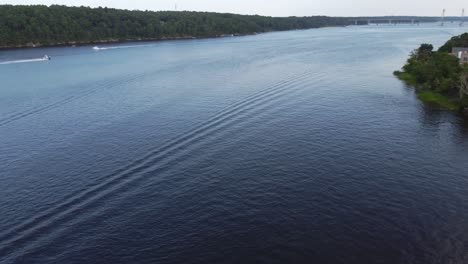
[{"x1": 0, "y1": 5, "x2": 350, "y2": 48}]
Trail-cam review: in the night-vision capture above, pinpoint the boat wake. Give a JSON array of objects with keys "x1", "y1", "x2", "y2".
[
  {"x1": 92, "y1": 44, "x2": 152, "y2": 51},
  {"x1": 0, "y1": 56, "x2": 50, "y2": 65},
  {"x1": 0, "y1": 62, "x2": 199, "y2": 128},
  {"x1": 0, "y1": 69, "x2": 321, "y2": 263},
  {"x1": 0, "y1": 72, "x2": 144, "y2": 127}
]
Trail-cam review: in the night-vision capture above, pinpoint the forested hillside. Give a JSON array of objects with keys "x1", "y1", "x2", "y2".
[{"x1": 0, "y1": 5, "x2": 350, "y2": 48}]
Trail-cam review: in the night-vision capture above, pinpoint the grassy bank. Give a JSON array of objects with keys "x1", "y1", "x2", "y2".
[
  {"x1": 393, "y1": 71, "x2": 417, "y2": 86},
  {"x1": 394, "y1": 71, "x2": 463, "y2": 111},
  {"x1": 417, "y1": 90, "x2": 461, "y2": 111}
]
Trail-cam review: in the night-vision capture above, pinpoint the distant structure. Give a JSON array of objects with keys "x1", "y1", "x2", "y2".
[
  {"x1": 452, "y1": 47, "x2": 468, "y2": 63},
  {"x1": 441, "y1": 9, "x2": 446, "y2": 26},
  {"x1": 351, "y1": 18, "x2": 419, "y2": 25},
  {"x1": 175, "y1": 3, "x2": 178, "y2": 11},
  {"x1": 461, "y1": 9, "x2": 465, "y2": 26}
]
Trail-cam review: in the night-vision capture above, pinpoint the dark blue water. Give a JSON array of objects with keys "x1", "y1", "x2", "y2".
[{"x1": 1, "y1": 24, "x2": 468, "y2": 264}]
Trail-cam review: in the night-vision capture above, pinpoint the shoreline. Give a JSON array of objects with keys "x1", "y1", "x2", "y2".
[
  {"x1": 0, "y1": 34, "x2": 254, "y2": 51},
  {"x1": 0, "y1": 26, "x2": 349, "y2": 51},
  {"x1": 394, "y1": 71, "x2": 468, "y2": 116}
]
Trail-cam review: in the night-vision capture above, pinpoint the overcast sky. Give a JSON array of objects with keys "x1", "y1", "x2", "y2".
[{"x1": 3, "y1": 0, "x2": 467, "y2": 17}]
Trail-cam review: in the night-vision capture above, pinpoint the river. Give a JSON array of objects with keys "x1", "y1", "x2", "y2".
[{"x1": 1, "y1": 24, "x2": 468, "y2": 264}]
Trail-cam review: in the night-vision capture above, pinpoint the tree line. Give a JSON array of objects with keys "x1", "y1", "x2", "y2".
[
  {"x1": 0, "y1": 5, "x2": 350, "y2": 48},
  {"x1": 439, "y1": 33, "x2": 468, "y2": 53}
]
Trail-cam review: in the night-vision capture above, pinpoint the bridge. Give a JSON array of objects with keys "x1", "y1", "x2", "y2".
[
  {"x1": 351, "y1": 10, "x2": 466, "y2": 26},
  {"x1": 351, "y1": 18, "x2": 420, "y2": 25}
]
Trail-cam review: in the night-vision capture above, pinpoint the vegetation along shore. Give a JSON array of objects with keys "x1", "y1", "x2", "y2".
[
  {"x1": 0, "y1": 5, "x2": 353, "y2": 49},
  {"x1": 0, "y1": 5, "x2": 449, "y2": 49},
  {"x1": 394, "y1": 33, "x2": 468, "y2": 115}
]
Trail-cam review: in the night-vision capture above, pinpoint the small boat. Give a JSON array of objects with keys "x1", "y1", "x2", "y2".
[{"x1": 43, "y1": 55, "x2": 51, "y2": 60}]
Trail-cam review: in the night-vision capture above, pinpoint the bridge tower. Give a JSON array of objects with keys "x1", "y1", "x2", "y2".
[
  {"x1": 441, "y1": 9, "x2": 446, "y2": 26},
  {"x1": 461, "y1": 9, "x2": 465, "y2": 26}
]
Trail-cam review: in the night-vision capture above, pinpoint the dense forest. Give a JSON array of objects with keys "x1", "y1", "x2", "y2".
[
  {"x1": 394, "y1": 34, "x2": 468, "y2": 113},
  {"x1": 0, "y1": 5, "x2": 350, "y2": 48}
]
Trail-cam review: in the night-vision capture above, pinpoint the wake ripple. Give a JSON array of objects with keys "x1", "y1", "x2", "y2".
[
  {"x1": 0, "y1": 73, "x2": 139, "y2": 127},
  {"x1": 0, "y1": 69, "x2": 320, "y2": 260},
  {"x1": 0, "y1": 62, "x2": 191, "y2": 127}
]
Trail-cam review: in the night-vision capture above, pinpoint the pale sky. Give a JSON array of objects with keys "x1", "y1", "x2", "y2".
[{"x1": 3, "y1": 0, "x2": 467, "y2": 17}]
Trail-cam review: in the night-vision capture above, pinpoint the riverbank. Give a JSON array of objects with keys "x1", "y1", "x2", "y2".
[
  {"x1": 0, "y1": 33, "x2": 255, "y2": 50},
  {"x1": 394, "y1": 71, "x2": 467, "y2": 113}
]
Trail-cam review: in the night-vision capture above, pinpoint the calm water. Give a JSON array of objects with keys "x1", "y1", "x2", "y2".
[{"x1": 1, "y1": 24, "x2": 468, "y2": 264}]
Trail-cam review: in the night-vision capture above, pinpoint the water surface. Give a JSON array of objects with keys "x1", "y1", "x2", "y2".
[{"x1": 1, "y1": 24, "x2": 468, "y2": 264}]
